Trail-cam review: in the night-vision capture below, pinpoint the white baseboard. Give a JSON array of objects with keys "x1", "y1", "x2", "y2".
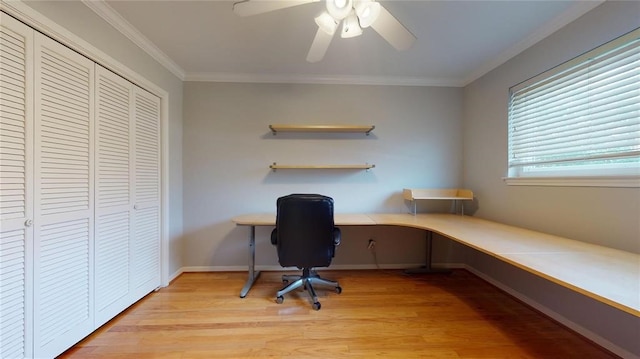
[
  {"x1": 168, "y1": 267, "x2": 184, "y2": 283},
  {"x1": 171, "y1": 263, "x2": 631, "y2": 358},
  {"x1": 464, "y1": 265, "x2": 636, "y2": 359},
  {"x1": 178, "y1": 262, "x2": 464, "y2": 273}
]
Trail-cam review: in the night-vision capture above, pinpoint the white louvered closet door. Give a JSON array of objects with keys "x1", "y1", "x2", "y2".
[
  {"x1": 131, "y1": 87, "x2": 161, "y2": 301},
  {"x1": 0, "y1": 13, "x2": 34, "y2": 359},
  {"x1": 32, "y1": 33, "x2": 95, "y2": 358},
  {"x1": 94, "y1": 65, "x2": 132, "y2": 327}
]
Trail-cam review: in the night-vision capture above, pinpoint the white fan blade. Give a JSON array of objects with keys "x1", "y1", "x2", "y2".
[
  {"x1": 370, "y1": 5, "x2": 416, "y2": 51},
  {"x1": 306, "y1": 27, "x2": 335, "y2": 62},
  {"x1": 307, "y1": 27, "x2": 337, "y2": 62},
  {"x1": 233, "y1": 0, "x2": 319, "y2": 17}
]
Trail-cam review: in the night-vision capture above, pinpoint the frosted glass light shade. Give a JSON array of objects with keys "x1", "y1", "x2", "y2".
[
  {"x1": 326, "y1": 0, "x2": 353, "y2": 20},
  {"x1": 354, "y1": 0, "x2": 380, "y2": 28}
]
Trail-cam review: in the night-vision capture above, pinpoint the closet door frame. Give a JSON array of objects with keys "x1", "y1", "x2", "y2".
[
  {"x1": 0, "y1": 2, "x2": 170, "y2": 288},
  {"x1": 0, "y1": 12, "x2": 34, "y2": 359}
]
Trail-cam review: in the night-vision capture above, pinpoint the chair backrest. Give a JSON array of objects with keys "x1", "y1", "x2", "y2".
[{"x1": 274, "y1": 194, "x2": 336, "y2": 268}]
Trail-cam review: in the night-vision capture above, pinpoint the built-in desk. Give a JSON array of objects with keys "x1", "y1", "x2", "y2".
[
  {"x1": 232, "y1": 214, "x2": 376, "y2": 298},
  {"x1": 232, "y1": 213, "x2": 376, "y2": 227},
  {"x1": 232, "y1": 213, "x2": 640, "y2": 317}
]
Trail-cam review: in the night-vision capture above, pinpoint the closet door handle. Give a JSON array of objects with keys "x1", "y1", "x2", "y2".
[
  {"x1": 133, "y1": 204, "x2": 138, "y2": 210},
  {"x1": 25, "y1": 219, "x2": 33, "y2": 227}
]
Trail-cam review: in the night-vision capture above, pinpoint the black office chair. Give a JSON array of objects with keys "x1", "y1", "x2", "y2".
[{"x1": 270, "y1": 194, "x2": 342, "y2": 310}]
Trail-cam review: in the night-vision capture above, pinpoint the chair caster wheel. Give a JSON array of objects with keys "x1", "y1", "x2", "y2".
[
  {"x1": 335, "y1": 286, "x2": 342, "y2": 294},
  {"x1": 276, "y1": 296, "x2": 284, "y2": 304},
  {"x1": 312, "y1": 302, "x2": 321, "y2": 311}
]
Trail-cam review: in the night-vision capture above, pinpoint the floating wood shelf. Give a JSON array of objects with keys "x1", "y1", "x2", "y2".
[
  {"x1": 270, "y1": 163, "x2": 375, "y2": 171},
  {"x1": 269, "y1": 124, "x2": 375, "y2": 135}
]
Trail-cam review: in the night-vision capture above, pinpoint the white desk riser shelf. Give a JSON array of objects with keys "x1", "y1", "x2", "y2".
[{"x1": 403, "y1": 188, "x2": 474, "y2": 215}]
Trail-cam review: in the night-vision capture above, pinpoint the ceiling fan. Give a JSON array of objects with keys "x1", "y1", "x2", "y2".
[{"x1": 232, "y1": 0, "x2": 416, "y2": 62}]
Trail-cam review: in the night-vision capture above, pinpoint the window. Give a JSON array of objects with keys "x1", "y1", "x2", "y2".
[{"x1": 506, "y1": 28, "x2": 639, "y2": 187}]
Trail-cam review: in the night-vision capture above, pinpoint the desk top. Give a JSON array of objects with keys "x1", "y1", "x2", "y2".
[
  {"x1": 232, "y1": 213, "x2": 376, "y2": 226},
  {"x1": 232, "y1": 212, "x2": 640, "y2": 317}
]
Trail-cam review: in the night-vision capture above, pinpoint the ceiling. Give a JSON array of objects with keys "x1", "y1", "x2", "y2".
[{"x1": 86, "y1": 0, "x2": 602, "y2": 86}]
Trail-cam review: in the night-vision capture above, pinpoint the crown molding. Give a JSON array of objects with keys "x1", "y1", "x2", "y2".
[
  {"x1": 76, "y1": 0, "x2": 603, "y2": 87},
  {"x1": 0, "y1": 0, "x2": 167, "y2": 97},
  {"x1": 184, "y1": 72, "x2": 465, "y2": 87},
  {"x1": 82, "y1": 0, "x2": 186, "y2": 80},
  {"x1": 461, "y1": 0, "x2": 605, "y2": 86},
  {"x1": 1, "y1": 0, "x2": 174, "y2": 288}
]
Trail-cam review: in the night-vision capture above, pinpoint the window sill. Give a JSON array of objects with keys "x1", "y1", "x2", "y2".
[{"x1": 503, "y1": 176, "x2": 640, "y2": 188}]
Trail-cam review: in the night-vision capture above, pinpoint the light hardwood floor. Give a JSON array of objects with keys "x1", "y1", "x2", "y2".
[{"x1": 60, "y1": 270, "x2": 616, "y2": 358}]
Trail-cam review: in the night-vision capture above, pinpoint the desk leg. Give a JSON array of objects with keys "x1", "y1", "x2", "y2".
[
  {"x1": 240, "y1": 225, "x2": 261, "y2": 298},
  {"x1": 404, "y1": 231, "x2": 451, "y2": 274}
]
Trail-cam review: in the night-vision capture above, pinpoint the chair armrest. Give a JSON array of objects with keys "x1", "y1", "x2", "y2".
[
  {"x1": 271, "y1": 229, "x2": 278, "y2": 245},
  {"x1": 333, "y1": 227, "x2": 341, "y2": 246}
]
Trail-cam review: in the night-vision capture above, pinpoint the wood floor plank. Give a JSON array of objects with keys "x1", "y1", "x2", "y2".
[{"x1": 59, "y1": 270, "x2": 617, "y2": 358}]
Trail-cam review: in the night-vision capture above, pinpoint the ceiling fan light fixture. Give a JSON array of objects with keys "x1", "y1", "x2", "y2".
[
  {"x1": 315, "y1": 12, "x2": 339, "y2": 35},
  {"x1": 326, "y1": 0, "x2": 353, "y2": 20},
  {"x1": 341, "y1": 11, "x2": 363, "y2": 38},
  {"x1": 354, "y1": 0, "x2": 380, "y2": 28}
]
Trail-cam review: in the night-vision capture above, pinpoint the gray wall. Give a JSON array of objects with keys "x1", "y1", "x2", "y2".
[
  {"x1": 19, "y1": 1, "x2": 185, "y2": 275},
  {"x1": 14, "y1": 0, "x2": 638, "y2": 355},
  {"x1": 462, "y1": 1, "x2": 640, "y2": 356},
  {"x1": 182, "y1": 82, "x2": 464, "y2": 269}
]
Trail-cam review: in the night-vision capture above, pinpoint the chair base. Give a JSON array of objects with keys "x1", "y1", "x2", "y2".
[{"x1": 276, "y1": 268, "x2": 341, "y2": 310}]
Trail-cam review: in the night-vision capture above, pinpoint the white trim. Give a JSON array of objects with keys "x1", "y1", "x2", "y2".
[
  {"x1": 503, "y1": 176, "x2": 640, "y2": 188},
  {"x1": 175, "y1": 262, "x2": 636, "y2": 358},
  {"x1": 81, "y1": 0, "x2": 462, "y2": 87},
  {"x1": 179, "y1": 262, "x2": 464, "y2": 273},
  {"x1": 160, "y1": 89, "x2": 170, "y2": 287},
  {"x1": 81, "y1": 0, "x2": 186, "y2": 80},
  {"x1": 184, "y1": 72, "x2": 464, "y2": 87},
  {"x1": 465, "y1": 265, "x2": 635, "y2": 359},
  {"x1": 168, "y1": 267, "x2": 184, "y2": 283},
  {"x1": 163, "y1": 263, "x2": 637, "y2": 358},
  {"x1": 1, "y1": 0, "x2": 172, "y2": 287},
  {"x1": 330, "y1": 262, "x2": 465, "y2": 270},
  {"x1": 0, "y1": 2, "x2": 171, "y2": 99},
  {"x1": 76, "y1": 0, "x2": 602, "y2": 88},
  {"x1": 462, "y1": 0, "x2": 604, "y2": 86}
]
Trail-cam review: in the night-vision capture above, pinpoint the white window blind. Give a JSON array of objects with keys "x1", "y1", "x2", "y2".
[{"x1": 508, "y1": 28, "x2": 640, "y2": 182}]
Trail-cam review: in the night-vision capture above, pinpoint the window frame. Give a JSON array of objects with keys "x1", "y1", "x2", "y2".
[{"x1": 504, "y1": 28, "x2": 640, "y2": 188}]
